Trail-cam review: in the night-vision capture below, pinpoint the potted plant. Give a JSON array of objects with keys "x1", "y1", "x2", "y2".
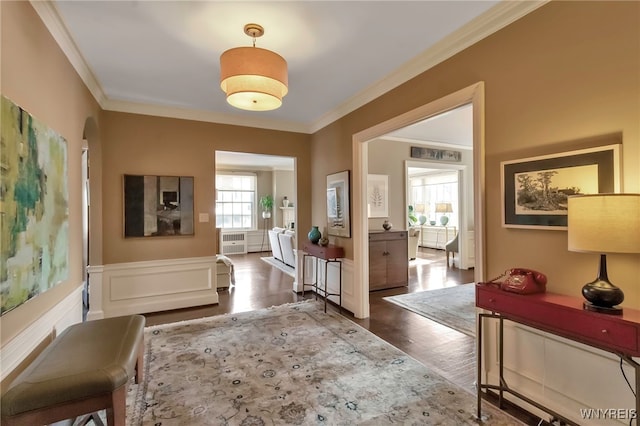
[
  {"x1": 259, "y1": 195, "x2": 274, "y2": 219},
  {"x1": 408, "y1": 205, "x2": 418, "y2": 227}
]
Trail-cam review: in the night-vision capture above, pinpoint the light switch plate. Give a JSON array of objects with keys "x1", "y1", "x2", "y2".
[{"x1": 198, "y1": 213, "x2": 209, "y2": 223}]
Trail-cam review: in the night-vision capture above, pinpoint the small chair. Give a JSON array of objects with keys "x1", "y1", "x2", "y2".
[
  {"x1": 445, "y1": 234, "x2": 459, "y2": 267},
  {"x1": 407, "y1": 227, "x2": 421, "y2": 260}
]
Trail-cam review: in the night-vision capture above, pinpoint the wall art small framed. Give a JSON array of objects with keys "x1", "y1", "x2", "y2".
[
  {"x1": 501, "y1": 144, "x2": 621, "y2": 230},
  {"x1": 326, "y1": 170, "x2": 351, "y2": 238},
  {"x1": 410, "y1": 146, "x2": 462, "y2": 162},
  {"x1": 124, "y1": 174, "x2": 194, "y2": 237},
  {"x1": 367, "y1": 174, "x2": 389, "y2": 218}
]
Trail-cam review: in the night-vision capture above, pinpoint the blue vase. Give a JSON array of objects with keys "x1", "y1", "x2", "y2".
[{"x1": 308, "y1": 226, "x2": 321, "y2": 244}]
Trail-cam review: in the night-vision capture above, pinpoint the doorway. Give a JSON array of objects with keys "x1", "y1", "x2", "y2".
[{"x1": 352, "y1": 82, "x2": 486, "y2": 319}]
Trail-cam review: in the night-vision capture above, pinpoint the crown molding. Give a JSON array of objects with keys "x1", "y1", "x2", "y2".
[
  {"x1": 31, "y1": 0, "x2": 546, "y2": 135},
  {"x1": 30, "y1": 0, "x2": 106, "y2": 106},
  {"x1": 103, "y1": 99, "x2": 310, "y2": 134},
  {"x1": 308, "y1": 0, "x2": 548, "y2": 134}
]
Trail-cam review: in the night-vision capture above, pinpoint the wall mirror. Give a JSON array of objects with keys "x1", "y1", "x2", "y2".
[{"x1": 124, "y1": 174, "x2": 194, "y2": 237}]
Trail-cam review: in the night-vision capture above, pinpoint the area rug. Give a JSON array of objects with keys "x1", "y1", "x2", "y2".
[
  {"x1": 126, "y1": 301, "x2": 519, "y2": 425},
  {"x1": 383, "y1": 284, "x2": 476, "y2": 337},
  {"x1": 260, "y1": 256, "x2": 296, "y2": 277}
]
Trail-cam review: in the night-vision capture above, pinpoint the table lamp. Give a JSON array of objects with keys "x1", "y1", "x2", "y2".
[
  {"x1": 435, "y1": 202, "x2": 453, "y2": 226},
  {"x1": 567, "y1": 193, "x2": 640, "y2": 315}
]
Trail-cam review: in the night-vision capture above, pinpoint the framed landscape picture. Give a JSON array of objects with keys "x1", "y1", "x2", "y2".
[{"x1": 501, "y1": 144, "x2": 621, "y2": 230}]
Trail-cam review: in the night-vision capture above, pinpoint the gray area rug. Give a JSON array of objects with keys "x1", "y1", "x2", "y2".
[
  {"x1": 384, "y1": 284, "x2": 476, "y2": 337},
  {"x1": 125, "y1": 301, "x2": 519, "y2": 425},
  {"x1": 261, "y1": 256, "x2": 296, "y2": 277}
]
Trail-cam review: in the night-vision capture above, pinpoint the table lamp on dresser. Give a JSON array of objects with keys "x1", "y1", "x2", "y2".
[{"x1": 567, "y1": 193, "x2": 640, "y2": 315}]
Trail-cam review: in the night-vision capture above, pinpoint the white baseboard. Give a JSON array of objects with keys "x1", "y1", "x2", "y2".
[
  {"x1": 1, "y1": 285, "x2": 83, "y2": 381},
  {"x1": 87, "y1": 256, "x2": 219, "y2": 319}
]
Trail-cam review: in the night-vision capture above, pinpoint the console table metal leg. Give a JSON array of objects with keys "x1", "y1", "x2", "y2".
[
  {"x1": 324, "y1": 258, "x2": 329, "y2": 313},
  {"x1": 338, "y1": 260, "x2": 343, "y2": 314},
  {"x1": 477, "y1": 312, "x2": 484, "y2": 420},
  {"x1": 498, "y1": 317, "x2": 505, "y2": 409}
]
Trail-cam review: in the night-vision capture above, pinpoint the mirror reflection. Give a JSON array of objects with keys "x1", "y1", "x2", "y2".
[{"x1": 124, "y1": 175, "x2": 194, "y2": 237}]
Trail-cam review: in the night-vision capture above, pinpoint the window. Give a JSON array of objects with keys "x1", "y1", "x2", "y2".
[
  {"x1": 215, "y1": 174, "x2": 256, "y2": 229},
  {"x1": 410, "y1": 172, "x2": 458, "y2": 227}
]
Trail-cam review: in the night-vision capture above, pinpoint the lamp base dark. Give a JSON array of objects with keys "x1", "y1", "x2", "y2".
[{"x1": 583, "y1": 301, "x2": 623, "y2": 315}]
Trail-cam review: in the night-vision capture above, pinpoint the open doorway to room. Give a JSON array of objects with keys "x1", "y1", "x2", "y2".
[
  {"x1": 365, "y1": 103, "x2": 475, "y2": 297},
  {"x1": 352, "y1": 82, "x2": 485, "y2": 320},
  {"x1": 214, "y1": 151, "x2": 298, "y2": 296}
]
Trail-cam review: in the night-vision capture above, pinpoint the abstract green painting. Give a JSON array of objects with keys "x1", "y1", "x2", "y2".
[{"x1": 1, "y1": 96, "x2": 69, "y2": 315}]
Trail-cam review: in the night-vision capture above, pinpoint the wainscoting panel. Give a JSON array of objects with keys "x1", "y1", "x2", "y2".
[
  {"x1": 1, "y1": 285, "x2": 83, "y2": 381},
  {"x1": 88, "y1": 256, "x2": 219, "y2": 319},
  {"x1": 483, "y1": 320, "x2": 636, "y2": 425}
]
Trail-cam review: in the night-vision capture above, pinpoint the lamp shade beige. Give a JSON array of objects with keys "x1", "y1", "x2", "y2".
[
  {"x1": 414, "y1": 203, "x2": 425, "y2": 213},
  {"x1": 220, "y1": 47, "x2": 288, "y2": 111},
  {"x1": 435, "y1": 202, "x2": 453, "y2": 213},
  {"x1": 568, "y1": 194, "x2": 640, "y2": 254}
]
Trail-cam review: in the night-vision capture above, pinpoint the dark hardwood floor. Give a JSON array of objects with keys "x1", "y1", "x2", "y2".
[{"x1": 144, "y1": 248, "x2": 543, "y2": 425}]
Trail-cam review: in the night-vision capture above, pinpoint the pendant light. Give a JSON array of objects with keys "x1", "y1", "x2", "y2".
[{"x1": 220, "y1": 24, "x2": 288, "y2": 111}]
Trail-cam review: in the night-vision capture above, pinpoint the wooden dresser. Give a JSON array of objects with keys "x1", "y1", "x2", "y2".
[{"x1": 368, "y1": 230, "x2": 408, "y2": 291}]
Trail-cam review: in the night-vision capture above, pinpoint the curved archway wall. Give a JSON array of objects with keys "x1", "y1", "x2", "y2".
[{"x1": 310, "y1": 1, "x2": 639, "y2": 316}]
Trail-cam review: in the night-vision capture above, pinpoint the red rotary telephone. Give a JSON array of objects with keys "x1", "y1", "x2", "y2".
[{"x1": 484, "y1": 268, "x2": 547, "y2": 295}]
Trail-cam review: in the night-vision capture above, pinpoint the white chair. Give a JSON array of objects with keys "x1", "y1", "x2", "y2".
[
  {"x1": 445, "y1": 234, "x2": 459, "y2": 267},
  {"x1": 268, "y1": 227, "x2": 286, "y2": 262},
  {"x1": 278, "y1": 230, "x2": 296, "y2": 267},
  {"x1": 408, "y1": 227, "x2": 421, "y2": 260}
]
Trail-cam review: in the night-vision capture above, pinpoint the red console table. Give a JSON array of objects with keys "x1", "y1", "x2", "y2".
[
  {"x1": 476, "y1": 283, "x2": 640, "y2": 425},
  {"x1": 302, "y1": 244, "x2": 344, "y2": 312}
]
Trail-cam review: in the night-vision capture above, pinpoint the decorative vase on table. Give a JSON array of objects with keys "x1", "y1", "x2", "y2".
[
  {"x1": 439, "y1": 215, "x2": 449, "y2": 226},
  {"x1": 308, "y1": 226, "x2": 321, "y2": 244},
  {"x1": 382, "y1": 220, "x2": 392, "y2": 231},
  {"x1": 319, "y1": 237, "x2": 329, "y2": 247}
]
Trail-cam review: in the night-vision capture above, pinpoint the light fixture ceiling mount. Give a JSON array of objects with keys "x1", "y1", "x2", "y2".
[{"x1": 220, "y1": 23, "x2": 288, "y2": 112}]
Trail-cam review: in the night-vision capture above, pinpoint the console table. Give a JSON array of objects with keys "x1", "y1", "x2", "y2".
[
  {"x1": 302, "y1": 243, "x2": 344, "y2": 312},
  {"x1": 476, "y1": 284, "x2": 639, "y2": 425}
]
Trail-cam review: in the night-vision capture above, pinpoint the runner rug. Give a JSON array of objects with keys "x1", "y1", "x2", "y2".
[
  {"x1": 125, "y1": 300, "x2": 518, "y2": 425},
  {"x1": 260, "y1": 256, "x2": 296, "y2": 277},
  {"x1": 383, "y1": 283, "x2": 476, "y2": 337}
]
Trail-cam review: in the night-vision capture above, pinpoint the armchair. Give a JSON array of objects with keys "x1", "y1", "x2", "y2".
[
  {"x1": 445, "y1": 234, "x2": 459, "y2": 267},
  {"x1": 408, "y1": 227, "x2": 421, "y2": 260}
]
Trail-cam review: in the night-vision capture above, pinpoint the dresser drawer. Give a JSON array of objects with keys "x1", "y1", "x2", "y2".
[
  {"x1": 476, "y1": 285, "x2": 640, "y2": 355},
  {"x1": 369, "y1": 231, "x2": 407, "y2": 242}
]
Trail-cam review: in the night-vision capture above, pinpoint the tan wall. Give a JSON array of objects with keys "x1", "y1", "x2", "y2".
[
  {"x1": 0, "y1": 1, "x2": 102, "y2": 345},
  {"x1": 310, "y1": 1, "x2": 640, "y2": 307},
  {"x1": 101, "y1": 111, "x2": 311, "y2": 264}
]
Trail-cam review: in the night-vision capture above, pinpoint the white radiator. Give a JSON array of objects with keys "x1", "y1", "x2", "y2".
[{"x1": 220, "y1": 231, "x2": 248, "y2": 255}]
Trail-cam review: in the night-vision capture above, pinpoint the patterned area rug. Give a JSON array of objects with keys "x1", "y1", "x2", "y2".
[
  {"x1": 383, "y1": 284, "x2": 476, "y2": 337},
  {"x1": 260, "y1": 256, "x2": 296, "y2": 277},
  {"x1": 126, "y1": 301, "x2": 519, "y2": 425}
]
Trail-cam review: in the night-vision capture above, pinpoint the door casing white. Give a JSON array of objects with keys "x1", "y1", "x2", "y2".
[{"x1": 351, "y1": 82, "x2": 486, "y2": 319}]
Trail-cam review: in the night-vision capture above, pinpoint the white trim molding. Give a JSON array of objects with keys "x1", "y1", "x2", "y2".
[
  {"x1": 1, "y1": 285, "x2": 83, "y2": 381},
  {"x1": 87, "y1": 256, "x2": 219, "y2": 319},
  {"x1": 32, "y1": 0, "x2": 545, "y2": 134}
]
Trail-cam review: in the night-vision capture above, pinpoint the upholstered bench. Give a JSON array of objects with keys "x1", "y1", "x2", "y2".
[
  {"x1": 216, "y1": 254, "x2": 235, "y2": 290},
  {"x1": 1, "y1": 315, "x2": 145, "y2": 426}
]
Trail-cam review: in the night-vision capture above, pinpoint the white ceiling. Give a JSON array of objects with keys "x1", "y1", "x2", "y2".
[{"x1": 40, "y1": 1, "x2": 544, "y2": 136}]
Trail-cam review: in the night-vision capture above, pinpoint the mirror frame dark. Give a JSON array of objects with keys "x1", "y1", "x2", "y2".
[{"x1": 123, "y1": 174, "x2": 194, "y2": 237}]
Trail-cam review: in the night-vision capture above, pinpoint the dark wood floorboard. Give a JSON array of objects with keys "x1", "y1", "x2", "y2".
[{"x1": 143, "y1": 248, "x2": 545, "y2": 425}]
